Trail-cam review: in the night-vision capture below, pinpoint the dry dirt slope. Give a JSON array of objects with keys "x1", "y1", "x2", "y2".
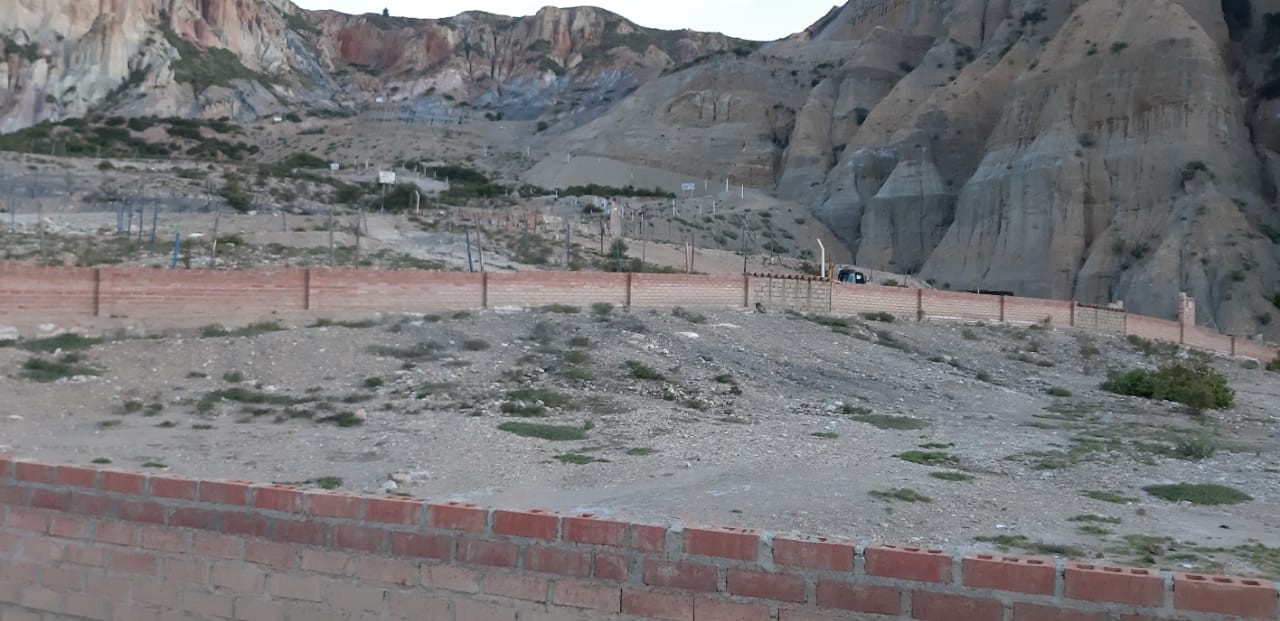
[{"x1": 0, "y1": 305, "x2": 1278, "y2": 578}]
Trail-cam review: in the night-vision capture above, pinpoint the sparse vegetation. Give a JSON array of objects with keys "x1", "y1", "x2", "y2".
[
  {"x1": 626, "y1": 448, "x2": 657, "y2": 456},
  {"x1": 1102, "y1": 363, "x2": 1233, "y2": 411},
  {"x1": 849, "y1": 412, "x2": 928, "y2": 430},
  {"x1": 462, "y1": 339, "x2": 490, "y2": 351},
  {"x1": 362, "y1": 377, "x2": 384, "y2": 389},
  {"x1": 497, "y1": 422, "x2": 589, "y2": 441},
  {"x1": 896, "y1": 450, "x2": 958, "y2": 466},
  {"x1": 672, "y1": 307, "x2": 707, "y2": 324},
  {"x1": 861, "y1": 311, "x2": 895, "y2": 323},
  {"x1": 315, "y1": 476, "x2": 342, "y2": 490},
  {"x1": 1084, "y1": 490, "x2": 1137, "y2": 504},
  {"x1": 930, "y1": 471, "x2": 973, "y2": 482},
  {"x1": 810, "y1": 432, "x2": 839, "y2": 439},
  {"x1": 977, "y1": 534, "x2": 1084, "y2": 557},
  {"x1": 18, "y1": 333, "x2": 102, "y2": 353},
  {"x1": 1047, "y1": 387, "x2": 1072, "y2": 397},
  {"x1": 591, "y1": 302, "x2": 614, "y2": 317},
  {"x1": 200, "y1": 322, "x2": 284, "y2": 339},
  {"x1": 91, "y1": 458, "x2": 112, "y2": 465},
  {"x1": 870, "y1": 488, "x2": 931, "y2": 503},
  {"x1": 222, "y1": 371, "x2": 243, "y2": 383},
  {"x1": 541, "y1": 304, "x2": 580, "y2": 314},
  {"x1": 625, "y1": 360, "x2": 665, "y2": 381},
  {"x1": 1143, "y1": 483, "x2": 1251, "y2": 505},
  {"x1": 21, "y1": 355, "x2": 100, "y2": 382},
  {"x1": 554, "y1": 453, "x2": 606, "y2": 465}
]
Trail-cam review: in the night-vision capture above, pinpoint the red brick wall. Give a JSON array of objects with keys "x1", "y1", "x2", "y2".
[
  {"x1": 921, "y1": 290, "x2": 1002, "y2": 321},
  {"x1": 830, "y1": 283, "x2": 919, "y2": 318},
  {"x1": 0, "y1": 265, "x2": 97, "y2": 320},
  {"x1": 0, "y1": 266, "x2": 1274, "y2": 362},
  {"x1": 630, "y1": 274, "x2": 744, "y2": 308},
  {"x1": 486, "y1": 272, "x2": 629, "y2": 308},
  {"x1": 0, "y1": 457, "x2": 1276, "y2": 620},
  {"x1": 98, "y1": 268, "x2": 308, "y2": 321},
  {"x1": 1004, "y1": 297, "x2": 1073, "y2": 327},
  {"x1": 310, "y1": 270, "x2": 483, "y2": 313}
]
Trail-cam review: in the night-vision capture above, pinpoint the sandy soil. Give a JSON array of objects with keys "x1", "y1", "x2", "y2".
[{"x1": 2, "y1": 307, "x2": 1278, "y2": 577}]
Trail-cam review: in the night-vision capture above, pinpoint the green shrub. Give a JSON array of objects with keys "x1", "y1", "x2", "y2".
[
  {"x1": 862, "y1": 311, "x2": 895, "y2": 323},
  {"x1": 896, "y1": 450, "x2": 958, "y2": 466},
  {"x1": 497, "y1": 422, "x2": 588, "y2": 441},
  {"x1": 870, "y1": 488, "x2": 931, "y2": 502},
  {"x1": 19, "y1": 333, "x2": 102, "y2": 353},
  {"x1": 21, "y1": 356, "x2": 100, "y2": 382},
  {"x1": 1143, "y1": 483, "x2": 1251, "y2": 505},
  {"x1": 625, "y1": 361, "x2": 665, "y2": 381},
  {"x1": 672, "y1": 307, "x2": 707, "y2": 324},
  {"x1": 1046, "y1": 387, "x2": 1072, "y2": 397},
  {"x1": 1101, "y1": 364, "x2": 1233, "y2": 410},
  {"x1": 540, "y1": 304, "x2": 580, "y2": 314},
  {"x1": 590, "y1": 302, "x2": 614, "y2": 317}
]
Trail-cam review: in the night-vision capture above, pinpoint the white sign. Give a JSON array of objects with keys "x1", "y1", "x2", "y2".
[
  {"x1": 329, "y1": 163, "x2": 340, "y2": 172},
  {"x1": 378, "y1": 171, "x2": 396, "y2": 184},
  {"x1": 681, "y1": 183, "x2": 696, "y2": 192},
  {"x1": 375, "y1": 97, "x2": 385, "y2": 103}
]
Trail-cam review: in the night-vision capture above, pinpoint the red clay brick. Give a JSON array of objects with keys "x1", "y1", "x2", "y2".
[
  {"x1": 210, "y1": 561, "x2": 266, "y2": 593},
  {"x1": 525, "y1": 545, "x2": 590, "y2": 577},
  {"x1": 390, "y1": 532, "x2": 451, "y2": 560},
  {"x1": 112, "y1": 550, "x2": 158, "y2": 575},
  {"x1": 68, "y1": 491, "x2": 115, "y2": 516},
  {"x1": 427, "y1": 501, "x2": 487, "y2": 532},
  {"x1": 54, "y1": 465, "x2": 99, "y2": 489},
  {"x1": 222, "y1": 511, "x2": 271, "y2": 538},
  {"x1": 190, "y1": 531, "x2": 242, "y2": 560},
  {"x1": 93, "y1": 522, "x2": 136, "y2": 546},
  {"x1": 83, "y1": 573, "x2": 130, "y2": 599},
  {"x1": 780, "y1": 610, "x2": 851, "y2": 621},
  {"x1": 305, "y1": 492, "x2": 362, "y2": 519},
  {"x1": 64, "y1": 592, "x2": 112, "y2": 620},
  {"x1": 47, "y1": 515, "x2": 88, "y2": 540},
  {"x1": 622, "y1": 590, "x2": 694, "y2": 621},
  {"x1": 457, "y1": 538, "x2": 518, "y2": 567},
  {"x1": 251, "y1": 485, "x2": 304, "y2": 513},
  {"x1": 364, "y1": 497, "x2": 422, "y2": 525},
  {"x1": 0, "y1": 483, "x2": 26, "y2": 506},
  {"x1": 493, "y1": 508, "x2": 558, "y2": 540},
  {"x1": 0, "y1": 455, "x2": 12, "y2": 478},
  {"x1": 148, "y1": 475, "x2": 196, "y2": 500},
  {"x1": 116, "y1": 500, "x2": 165, "y2": 525},
  {"x1": 454, "y1": 599, "x2": 516, "y2": 621},
  {"x1": 632, "y1": 524, "x2": 667, "y2": 552},
  {"x1": 64, "y1": 543, "x2": 107, "y2": 568},
  {"x1": 13, "y1": 461, "x2": 54, "y2": 484},
  {"x1": 644, "y1": 559, "x2": 717, "y2": 592},
  {"x1": 911, "y1": 591, "x2": 1002, "y2": 621},
  {"x1": 865, "y1": 545, "x2": 951, "y2": 583},
  {"x1": 388, "y1": 590, "x2": 451, "y2": 620},
  {"x1": 233, "y1": 596, "x2": 286, "y2": 621},
  {"x1": 41, "y1": 566, "x2": 83, "y2": 591},
  {"x1": 22, "y1": 538, "x2": 65, "y2": 563},
  {"x1": 694, "y1": 598, "x2": 771, "y2": 621},
  {"x1": 326, "y1": 582, "x2": 389, "y2": 613},
  {"x1": 334, "y1": 524, "x2": 387, "y2": 553},
  {"x1": 727, "y1": 569, "x2": 805, "y2": 603},
  {"x1": 165, "y1": 557, "x2": 210, "y2": 584},
  {"x1": 773, "y1": 535, "x2": 855, "y2": 571},
  {"x1": 484, "y1": 571, "x2": 549, "y2": 602},
  {"x1": 553, "y1": 579, "x2": 622, "y2": 612},
  {"x1": 357, "y1": 557, "x2": 416, "y2": 586},
  {"x1": 594, "y1": 551, "x2": 629, "y2": 581},
  {"x1": 963, "y1": 554, "x2": 1055, "y2": 595},
  {"x1": 271, "y1": 519, "x2": 326, "y2": 546},
  {"x1": 100, "y1": 471, "x2": 145, "y2": 495},
  {"x1": 139, "y1": 527, "x2": 187, "y2": 552},
  {"x1": 683, "y1": 526, "x2": 758, "y2": 561},
  {"x1": 243, "y1": 540, "x2": 295, "y2": 569},
  {"x1": 562, "y1": 514, "x2": 627, "y2": 546},
  {"x1": 1173, "y1": 572, "x2": 1278, "y2": 619},
  {"x1": 1064, "y1": 562, "x2": 1163, "y2": 607},
  {"x1": 269, "y1": 574, "x2": 323, "y2": 602},
  {"x1": 816, "y1": 581, "x2": 901, "y2": 615},
  {"x1": 6, "y1": 508, "x2": 48, "y2": 533},
  {"x1": 299, "y1": 549, "x2": 357, "y2": 576},
  {"x1": 29, "y1": 489, "x2": 71, "y2": 512},
  {"x1": 423, "y1": 564, "x2": 480, "y2": 593},
  {"x1": 168, "y1": 507, "x2": 219, "y2": 531},
  {"x1": 1012, "y1": 602, "x2": 1106, "y2": 621},
  {"x1": 182, "y1": 588, "x2": 235, "y2": 618}
]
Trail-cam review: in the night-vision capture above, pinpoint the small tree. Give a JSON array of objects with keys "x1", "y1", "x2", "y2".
[{"x1": 382, "y1": 8, "x2": 389, "y2": 17}]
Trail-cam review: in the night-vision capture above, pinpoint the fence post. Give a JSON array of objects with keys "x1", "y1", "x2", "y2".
[
  {"x1": 1230, "y1": 336, "x2": 1236, "y2": 356},
  {"x1": 1069, "y1": 302, "x2": 1076, "y2": 328},
  {"x1": 92, "y1": 268, "x2": 101, "y2": 317},
  {"x1": 481, "y1": 272, "x2": 489, "y2": 309},
  {"x1": 999, "y1": 295, "x2": 1006, "y2": 323},
  {"x1": 916, "y1": 289, "x2": 924, "y2": 321},
  {"x1": 303, "y1": 268, "x2": 311, "y2": 311},
  {"x1": 627, "y1": 272, "x2": 634, "y2": 309}
]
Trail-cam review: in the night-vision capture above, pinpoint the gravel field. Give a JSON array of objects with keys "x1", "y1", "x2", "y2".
[{"x1": 2, "y1": 305, "x2": 1278, "y2": 577}]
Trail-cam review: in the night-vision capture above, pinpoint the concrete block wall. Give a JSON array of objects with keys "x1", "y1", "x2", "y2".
[
  {"x1": 0, "y1": 457, "x2": 1276, "y2": 620},
  {"x1": 0, "y1": 267, "x2": 1273, "y2": 362}
]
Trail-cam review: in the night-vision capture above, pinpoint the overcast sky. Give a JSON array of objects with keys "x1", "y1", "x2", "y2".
[{"x1": 291, "y1": 1, "x2": 840, "y2": 41}]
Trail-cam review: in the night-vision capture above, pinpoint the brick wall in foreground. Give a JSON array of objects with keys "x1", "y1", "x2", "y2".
[
  {"x1": 0, "y1": 265, "x2": 1273, "y2": 361},
  {"x1": 0, "y1": 457, "x2": 1276, "y2": 621}
]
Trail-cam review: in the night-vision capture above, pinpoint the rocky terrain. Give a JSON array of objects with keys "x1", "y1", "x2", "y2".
[
  {"x1": 1, "y1": 306, "x2": 1278, "y2": 578},
  {"x1": 5, "y1": 0, "x2": 1280, "y2": 336}
]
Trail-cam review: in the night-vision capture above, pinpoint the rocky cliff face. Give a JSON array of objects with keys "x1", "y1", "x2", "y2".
[{"x1": 4, "y1": 0, "x2": 1280, "y2": 334}]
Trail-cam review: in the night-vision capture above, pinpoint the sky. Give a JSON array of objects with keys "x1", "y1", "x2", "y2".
[{"x1": 290, "y1": 1, "x2": 841, "y2": 41}]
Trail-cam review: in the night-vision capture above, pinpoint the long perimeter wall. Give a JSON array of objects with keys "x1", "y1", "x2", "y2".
[
  {"x1": 0, "y1": 265, "x2": 1274, "y2": 361},
  {"x1": 0, "y1": 457, "x2": 1276, "y2": 620}
]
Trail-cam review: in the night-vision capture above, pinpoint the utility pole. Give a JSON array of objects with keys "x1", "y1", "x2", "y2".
[
  {"x1": 564, "y1": 220, "x2": 571, "y2": 270},
  {"x1": 149, "y1": 201, "x2": 158, "y2": 256},
  {"x1": 210, "y1": 211, "x2": 220, "y2": 269},
  {"x1": 464, "y1": 223, "x2": 474, "y2": 272},
  {"x1": 328, "y1": 207, "x2": 336, "y2": 268},
  {"x1": 741, "y1": 220, "x2": 748, "y2": 274},
  {"x1": 476, "y1": 221, "x2": 485, "y2": 273}
]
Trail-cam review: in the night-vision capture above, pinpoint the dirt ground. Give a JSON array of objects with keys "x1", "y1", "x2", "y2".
[{"x1": 2, "y1": 306, "x2": 1278, "y2": 578}]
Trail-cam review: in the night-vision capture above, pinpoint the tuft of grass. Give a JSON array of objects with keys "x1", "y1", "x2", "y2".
[
  {"x1": 554, "y1": 453, "x2": 607, "y2": 465},
  {"x1": 563, "y1": 350, "x2": 591, "y2": 365},
  {"x1": 1143, "y1": 483, "x2": 1251, "y2": 505},
  {"x1": 625, "y1": 360, "x2": 665, "y2": 381},
  {"x1": 861, "y1": 311, "x2": 895, "y2": 323},
  {"x1": 21, "y1": 356, "x2": 100, "y2": 382},
  {"x1": 626, "y1": 447, "x2": 657, "y2": 456},
  {"x1": 975, "y1": 370, "x2": 993, "y2": 382},
  {"x1": 192, "y1": 424, "x2": 214, "y2": 430},
  {"x1": 507, "y1": 388, "x2": 577, "y2": 409},
  {"x1": 186, "y1": 371, "x2": 209, "y2": 378},
  {"x1": 121, "y1": 400, "x2": 144, "y2": 414},
  {"x1": 849, "y1": 413, "x2": 928, "y2": 430},
  {"x1": 569, "y1": 336, "x2": 592, "y2": 348},
  {"x1": 811, "y1": 432, "x2": 839, "y2": 439},
  {"x1": 497, "y1": 422, "x2": 589, "y2": 441},
  {"x1": 317, "y1": 411, "x2": 364, "y2": 427},
  {"x1": 870, "y1": 488, "x2": 931, "y2": 502},
  {"x1": 918, "y1": 442, "x2": 954, "y2": 449},
  {"x1": 1241, "y1": 359, "x2": 1260, "y2": 370},
  {"x1": 713, "y1": 373, "x2": 736, "y2": 384},
  {"x1": 1084, "y1": 490, "x2": 1136, "y2": 504},
  {"x1": 90, "y1": 458, "x2": 112, "y2": 465},
  {"x1": 222, "y1": 371, "x2": 243, "y2": 383},
  {"x1": 315, "y1": 476, "x2": 342, "y2": 490},
  {"x1": 672, "y1": 307, "x2": 707, "y2": 324},
  {"x1": 141, "y1": 461, "x2": 167, "y2": 468},
  {"x1": 1077, "y1": 525, "x2": 1112, "y2": 536},
  {"x1": 975, "y1": 535, "x2": 1084, "y2": 557},
  {"x1": 363, "y1": 377, "x2": 385, "y2": 389},
  {"x1": 930, "y1": 471, "x2": 973, "y2": 481},
  {"x1": 97, "y1": 420, "x2": 122, "y2": 429},
  {"x1": 541, "y1": 304, "x2": 580, "y2": 314},
  {"x1": 156, "y1": 421, "x2": 177, "y2": 428},
  {"x1": 719, "y1": 416, "x2": 750, "y2": 424},
  {"x1": 563, "y1": 365, "x2": 595, "y2": 381},
  {"x1": 961, "y1": 328, "x2": 979, "y2": 340},
  {"x1": 1047, "y1": 387, "x2": 1072, "y2": 397},
  {"x1": 18, "y1": 333, "x2": 102, "y2": 353},
  {"x1": 367, "y1": 342, "x2": 445, "y2": 361},
  {"x1": 462, "y1": 339, "x2": 490, "y2": 351},
  {"x1": 501, "y1": 402, "x2": 548, "y2": 417},
  {"x1": 335, "y1": 319, "x2": 378, "y2": 329},
  {"x1": 200, "y1": 322, "x2": 284, "y2": 338},
  {"x1": 896, "y1": 450, "x2": 958, "y2": 466},
  {"x1": 591, "y1": 302, "x2": 614, "y2": 317},
  {"x1": 1068, "y1": 514, "x2": 1121, "y2": 524},
  {"x1": 1176, "y1": 432, "x2": 1216, "y2": 460}
]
